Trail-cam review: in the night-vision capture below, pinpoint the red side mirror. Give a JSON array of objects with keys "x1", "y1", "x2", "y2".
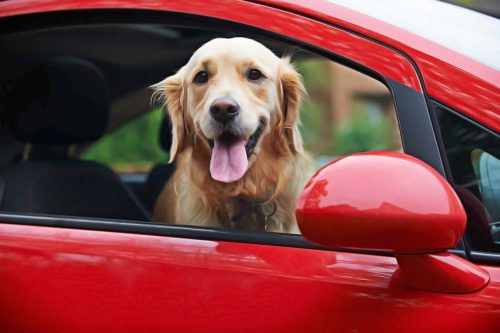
[
  {"x1": 296, "y1": 151, "x2": 489, "y2": 293},
  {"x1": 296, "y1": 151, "x2": 466, "y2": 252}
]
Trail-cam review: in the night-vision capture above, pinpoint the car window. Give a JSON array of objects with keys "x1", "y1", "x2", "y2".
[
  {"x1": 81, "y1": 50, "x2": 402, "y2": 233},
  {"x1": 82, "y1": 108, "x2": 168, "y2": 174},
  {"x1": 435, "y1": 105, "x2": 500, "y2": 253},
  {"x1": 296, "y1": 58, "x2": 402, "y2": 169},
  {"x1": 1, "y1": 23, "x2": 402, "y2": 235}
]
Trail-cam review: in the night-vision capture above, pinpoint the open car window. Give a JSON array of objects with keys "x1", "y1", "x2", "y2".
[{"x1": 0, "y1": 22, "x2": 402, "y2": 235}]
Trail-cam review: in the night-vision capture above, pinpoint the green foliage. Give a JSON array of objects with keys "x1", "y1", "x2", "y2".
[
  {"x1": 300, "y1": 99, "x2": 323, "y2": 148},
  {"x1": 333, "y1": 103, "x2": 395, "y2": 155},
  {"x1": 297, "y1": 58, "x2": 398, "y2": 157},
  {"x1": 295, "y1": 59, "x2": 330, "y2": 90},
  {"x1": 296, "y1": 59, "x2": 332, "y2": 153},
  {"x1": 81, "y1": 108, "x2": 168, "y2": 171}
]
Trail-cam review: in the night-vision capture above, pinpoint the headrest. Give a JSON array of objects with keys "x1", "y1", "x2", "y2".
[
  {"x1": 5, "y1": 57, "x2": 109, "y2": 144},
  {"x1": 159, "y1": 115, "x2": 173, "y2": 152}
]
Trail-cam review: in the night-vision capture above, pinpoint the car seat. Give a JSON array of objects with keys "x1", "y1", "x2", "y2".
[
  {"x1": 0, "y1": 57, "x2": 151, "y2": 221},
  {"x1": 141, "y1": 116, "x2": 176, "y2": 213}
]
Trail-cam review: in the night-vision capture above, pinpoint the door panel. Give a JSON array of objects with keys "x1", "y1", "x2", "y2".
[{"x1": 1, "y1": 224, "x2": 500, "y2": 333}]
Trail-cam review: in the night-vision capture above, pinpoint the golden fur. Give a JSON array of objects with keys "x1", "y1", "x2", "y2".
[{"x1": 152, "y1": 37, "x2": 313, "y2": 233}]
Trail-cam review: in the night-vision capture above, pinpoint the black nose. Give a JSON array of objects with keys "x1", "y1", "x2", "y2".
[{"x1": 210, "y1": 98, "x2": 240, "y2": 124}]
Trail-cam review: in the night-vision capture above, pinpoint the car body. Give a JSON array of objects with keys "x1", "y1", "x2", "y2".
[{"x1": 0, "y1": 1, "x2": 499, "y2": 332}]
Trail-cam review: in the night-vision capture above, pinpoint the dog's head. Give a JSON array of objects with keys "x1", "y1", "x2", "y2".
[{"x1": 154, "y1": 37, "x2": 304, "y2": 184}]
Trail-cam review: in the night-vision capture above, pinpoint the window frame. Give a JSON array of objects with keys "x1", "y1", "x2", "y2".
[
  {"x1": 431, "y1": 100, "x2": 500, "y2": 264},
  {"x1": 0, "y1": 9, "x2": 447, "y2": 256}
]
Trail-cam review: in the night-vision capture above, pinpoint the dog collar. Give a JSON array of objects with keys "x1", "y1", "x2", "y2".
[{"x1": 231, "y1": 197, "x2": 277, "y2": 231}]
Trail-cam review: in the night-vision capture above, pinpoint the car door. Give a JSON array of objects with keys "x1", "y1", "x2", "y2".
[{"x1": 1, "y1": 1, "x2": 499, "y2": 333}]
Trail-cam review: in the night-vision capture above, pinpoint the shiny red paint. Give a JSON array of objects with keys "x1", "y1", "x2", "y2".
[
  {"x1": 396, "y1": 253, "x2": 489, "y2": 293},
  {"x1": 1, "y1": 224, "x2": 500, "y2": 333},
  {"x1": 296, "y1": 151, "x2": 467, "y2": 253},
  {"x1": 0, "y1": 0, "x2": 421, "y2": 92},
  {"x1": 295, "y1": 151, "x2": 490, "y2": 295},
  {"x1": 254, "y1": 0, "x2": 500, "y2": 132}
]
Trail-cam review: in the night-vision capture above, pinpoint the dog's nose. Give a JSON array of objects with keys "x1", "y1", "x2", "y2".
[{"x1": 210, "y1": 98, "x2": 240, "y2": 124}]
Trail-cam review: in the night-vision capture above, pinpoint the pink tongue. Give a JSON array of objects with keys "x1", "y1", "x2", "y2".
[{"x1": 210, "y1": 137, "x2": 248, "y2": 183}]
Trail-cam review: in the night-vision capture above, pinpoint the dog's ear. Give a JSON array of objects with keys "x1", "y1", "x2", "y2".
[
  {"x1": 152, "y1": 73, "x2": 187, "y2": 163},
  {"x1": 277, "y1": 57, "x2": 305, "y2": 154}
]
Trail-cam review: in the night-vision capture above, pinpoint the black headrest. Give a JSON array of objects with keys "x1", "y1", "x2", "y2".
[
  {"x1": 5, "y1": 57, "x2": 109, "y2": 144},
  {"x1": 159, "y1": 115, "x2": 173, "y2": 152}
]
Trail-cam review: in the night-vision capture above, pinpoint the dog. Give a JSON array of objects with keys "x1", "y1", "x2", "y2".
[{"x1": 152, "y1": 37, "x2": 313, "y2": 233}]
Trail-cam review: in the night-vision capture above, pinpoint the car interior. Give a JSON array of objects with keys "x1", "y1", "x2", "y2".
[{"x1": 0, "y1": 22, "x2": 309, "y2": 222}]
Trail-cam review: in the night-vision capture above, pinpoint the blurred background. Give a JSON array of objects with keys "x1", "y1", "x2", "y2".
[{"x1": 443, "y1": 0, "x2": 500, "y2": 17}]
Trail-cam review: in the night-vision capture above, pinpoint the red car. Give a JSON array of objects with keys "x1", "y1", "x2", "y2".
[{"x1": 0, "y1": 1, "x2": 499, "y2": 332}]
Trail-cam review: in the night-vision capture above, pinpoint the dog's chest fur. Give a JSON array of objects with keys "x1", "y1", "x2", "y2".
[{"x1": 153, "y1": 147, "x2": 312, "y2": 234}]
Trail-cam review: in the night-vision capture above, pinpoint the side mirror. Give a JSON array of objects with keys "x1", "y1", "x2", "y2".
[{"x1": 296, "y1": 151, "x2": 489, "y2": 293}]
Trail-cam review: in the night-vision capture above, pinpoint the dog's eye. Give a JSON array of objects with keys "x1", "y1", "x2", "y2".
[
  {"x1": 193, "y1": 71, "x2": 209, "y2": 84},
  {"x1": 247, "y1": 69, "x2": 264, "y2": 81}
]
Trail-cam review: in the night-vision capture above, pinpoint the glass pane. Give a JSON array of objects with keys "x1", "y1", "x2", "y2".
[
  {"x1": 297, "y1": 58, "x2": 402, "y2": 170},
  {"x1": 436, "y1": 107, "x2": 500, "y2": 252}
]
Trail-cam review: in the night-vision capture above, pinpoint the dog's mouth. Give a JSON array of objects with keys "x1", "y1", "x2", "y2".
[{"x1": 208, "y1": 120, "x2": 265, "y2": 183}]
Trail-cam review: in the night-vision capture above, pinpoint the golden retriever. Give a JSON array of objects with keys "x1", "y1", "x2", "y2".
[{"x1": 152, "y1": 37, "x2": 313, "y2": 233}]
